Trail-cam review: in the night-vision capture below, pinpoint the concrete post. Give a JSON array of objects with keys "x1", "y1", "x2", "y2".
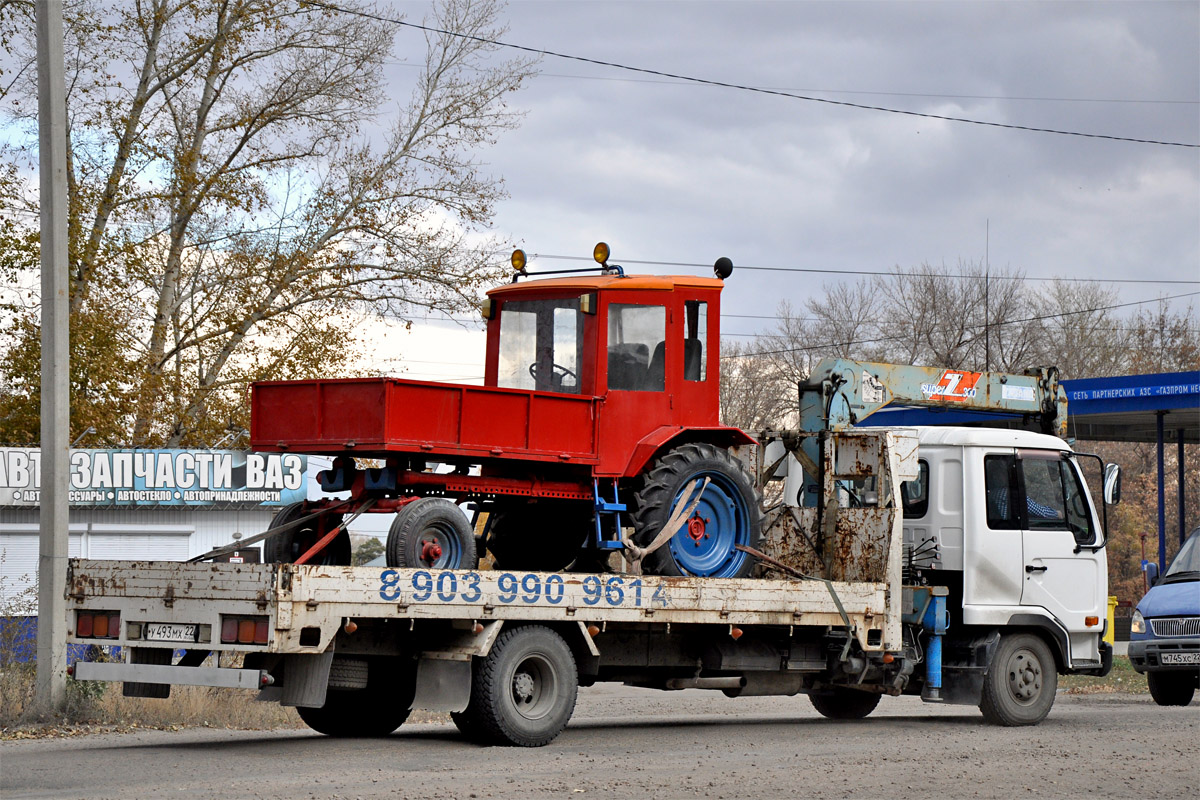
[
  {"x1": 1179, "y1": 432, "x2": 1186, "y2": 547},
  {"x1": 36, "y1": 0, "x2": 70, "y2": 715}
]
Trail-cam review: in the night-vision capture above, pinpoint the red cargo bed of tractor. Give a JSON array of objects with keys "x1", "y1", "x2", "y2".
[{"x1": 250, "y1": 377, "x2": 601, "y2": 465}]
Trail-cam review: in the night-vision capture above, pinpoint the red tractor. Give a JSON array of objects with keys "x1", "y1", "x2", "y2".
[{"x1": 250, "y1": 245, "x2": 761, "y2": 577}]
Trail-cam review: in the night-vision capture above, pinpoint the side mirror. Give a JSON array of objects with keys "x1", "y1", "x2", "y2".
[
  {"x1": 1143, "y1": 560, "x2": 1159, "y2": 587},
  {"x1": 1103, "y1": 463, "x2": 1121, "y2": 505}
]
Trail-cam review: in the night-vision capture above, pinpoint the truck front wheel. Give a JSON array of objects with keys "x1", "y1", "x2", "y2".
[
  {"x1": 979, "y1": 633, "x2": 1057, "y2": 726},
  {"x1": 1147, "y1": 671, "x2": 1196, "y2": 706},
  {"x1": 633, "y1": 442, "x2": 761, "y2": 579},
  {"x1": 808, "y1": 688, "x2": 881, "y2": 720},
  {"x1": 458, "y1": 624, "x2": 578, "y2": 747}
]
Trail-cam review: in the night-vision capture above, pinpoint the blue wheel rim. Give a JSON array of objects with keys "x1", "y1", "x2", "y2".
[
  {"x1": 418, "y1": 519, "x2": 462, "y2": 568},
  {"x1": 666, "y1": 470, "x2": 750, "y2": 577}
]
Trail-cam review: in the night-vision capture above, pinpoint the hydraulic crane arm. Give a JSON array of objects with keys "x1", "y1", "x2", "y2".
[{"x1": 798, "y1": 358, "x2": 1068, "y2": 438}]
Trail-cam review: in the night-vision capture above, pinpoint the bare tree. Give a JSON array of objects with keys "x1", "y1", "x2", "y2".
[
  {"x1": 1032, "y1": 280, "x2": 1123, "y2": 378},
  {"x1": 1, "y1": 0, "x2": 535, "y2": 446},
  {"x1": 1123, "y1": 300, "x2": 1200, "y2": 374},
  {"x1": 718, "y1": 338, "x2": 792, "y2": 432}
]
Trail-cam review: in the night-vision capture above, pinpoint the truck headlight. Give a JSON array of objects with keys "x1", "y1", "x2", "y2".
[{"x1": 1131, "y1": 609, "x2": 1146, "y2": 634}]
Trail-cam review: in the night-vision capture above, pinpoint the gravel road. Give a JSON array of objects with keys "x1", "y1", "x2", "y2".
[{"x1": 2, "y1": 687, "x2": 1196, "y2": 800}]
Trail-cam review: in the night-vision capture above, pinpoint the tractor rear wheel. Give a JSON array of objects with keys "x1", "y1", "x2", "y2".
[
  {"x1": 387, "y1": 498, "x2": 478, "y2": 570},
  {"x1": 265, "y1": 503, "x2": 350, "y2": 566},
  {"x1": 632, "y1": 442, "x2": 761, "y2": 578}
]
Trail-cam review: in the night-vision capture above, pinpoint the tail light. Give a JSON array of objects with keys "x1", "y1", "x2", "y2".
[
  {"x1": 76, "y1": 611, "x2": 120, "y2": 639},
  {"x1": 220, "y1": 615, "x2": 270, "y2": 645}
]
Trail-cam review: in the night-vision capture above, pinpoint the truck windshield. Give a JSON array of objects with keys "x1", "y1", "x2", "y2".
[{"x1": 497, "y1": 298, "x2": 583, "y2": 393}]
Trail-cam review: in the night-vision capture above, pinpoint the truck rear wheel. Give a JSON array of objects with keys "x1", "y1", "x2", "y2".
[
  {"x1": 633, "y1": 442, "x2": 761, "y2": 578},
  {"x1": 296, "y1": 688, "x2": 410, "y2": 737},
  {"x1": 296, "y1": 658, "x2": 415, "y2": 737},
  {"x1": 459, "y1": 624, "x2": 578, "y2": 746},
  {"x1": 979, "y1": 633, "x2": 1057, "y2": 726},
  {"x1": 1147, "y1": 671, "x2": 1196, "y2": 706},
  {"x1": 808, "y1": 688, "x2": 882, "y2": 719},
  {"x1": 266, "y1": 503, "x2": 350, "y2": 566},
  {"x1": 387, "y1": 498, "x2": 478, "y2": 570}
]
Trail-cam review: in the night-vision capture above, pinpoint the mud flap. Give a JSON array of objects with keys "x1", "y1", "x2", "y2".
[
  {"x1": 123, "y1": 647, "x2": 172, "y2": 699},
  {"x1": 940, "y1": 631, "x2": 1000, "y2": 705},
  {"x1": 412, "y1": 657, "x2": 471, "y2": 712},
  {"x1": 278, "y1": 651, "x2": 335, "y2": 708}
]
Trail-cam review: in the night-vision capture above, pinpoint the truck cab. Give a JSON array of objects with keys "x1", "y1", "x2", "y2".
[{"x1": 902, "y1": 427, "x2": 1111, "y2": 675}]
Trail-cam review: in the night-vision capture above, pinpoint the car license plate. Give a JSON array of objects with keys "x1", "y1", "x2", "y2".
[
  {"x1": 144, "y1": 623, "x2": 198, "y2": 643},
  {"x1": 1161, "y1": 652, "x2": 1200, "y2": 665}
]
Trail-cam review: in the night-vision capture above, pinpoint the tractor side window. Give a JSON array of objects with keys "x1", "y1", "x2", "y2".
[
  {"x1": 497, "y1": 298, "x2": 583, "y2": 393},
  {"x1": 901, "y1": 460, "x2": 929, "y2": 519},
  {"x1": 683, "y1": 300, "x2": 707, "y2": 382},
  {"x1": 984, "y1": 455, "x2": 1021, "y2": 530},
  {"x1": 607, "y1": 304, "x2": 666, "y2": 391}
]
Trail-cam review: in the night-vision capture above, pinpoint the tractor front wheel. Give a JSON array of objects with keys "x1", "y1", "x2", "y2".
[{"x1": 387, "y1": 498, "x2": 477, "y2": 570}]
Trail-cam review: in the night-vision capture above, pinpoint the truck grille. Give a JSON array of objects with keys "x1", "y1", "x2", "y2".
[{"x1": 1150, "y1": 617, "x2": 1200, "y2": 637}]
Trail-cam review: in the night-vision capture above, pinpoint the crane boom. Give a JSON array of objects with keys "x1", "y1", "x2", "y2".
[{"x1": 798, "y1": 358, "x2": 1068, "y2": 438}]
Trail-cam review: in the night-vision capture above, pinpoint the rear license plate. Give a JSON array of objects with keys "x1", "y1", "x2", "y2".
[
  {"x1": 145, "y1": 623, "x2": 198, "y2": 643},
  {"x1": 1160, "y1": 652, "x2": 1200, "y2": 665}
]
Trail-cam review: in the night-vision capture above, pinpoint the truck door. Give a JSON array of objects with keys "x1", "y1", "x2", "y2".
[
  {"x1": 966, "y1": 451, "x2": 1026, "y2": 609},
  {"x1": 1017, "y1": 451, "x2": 1104, "y2": 656}
]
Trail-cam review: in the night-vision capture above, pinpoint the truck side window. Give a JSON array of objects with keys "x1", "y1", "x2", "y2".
[
  {"x1": 901, "y1": 460, "x2": 929, "y2": 519},
  {"x1": 608, "y1": 304, "x2": 666, "y2": 391},
  {"x1": 984, "y1": 455, "x2": 1021, "y2": 530},
  {"x1": 1061, "y1": 460, "x2": 1096, "y2": 545},
  {"x1": 1020, "y1": 457, "x2": 1068, "y2": 531},
  {"x1": 683, "y1": 300, "x2": 707, "y2": 382}
]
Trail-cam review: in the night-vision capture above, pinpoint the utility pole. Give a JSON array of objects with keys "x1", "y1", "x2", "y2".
[
  {"x1": 36, "y1": 0, "x2": 70, "y2": 715},
  {"x1": 984, "y1": 219, "x2": 990, "y2": 372}
]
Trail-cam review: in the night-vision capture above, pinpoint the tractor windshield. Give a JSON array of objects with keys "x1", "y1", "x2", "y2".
[{"x1": 497, "y1": 297, "x2": 584, "y2": 393}]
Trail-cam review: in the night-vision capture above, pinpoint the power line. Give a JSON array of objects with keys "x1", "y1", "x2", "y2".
[
  {"x1": 305, "y1": 1, "x2": 1199, "y2": 149},
  {"x1": 386, "y1": 57, "x2": 1197, "y2": 106},
  {"x1": 534, "y1": 72, "x2": 1199, "y2": 106},
  {"x1": 723, "y1": 290, "x2": 1200, "y2": 359},
  {"x1": 528, "y1": 253, "x2": 1200, "y2": 286}
]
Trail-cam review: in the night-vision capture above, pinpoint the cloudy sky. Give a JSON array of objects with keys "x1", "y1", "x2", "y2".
[{"x1": 372, "y1": 2, "x2": 1200, "y2": 379}]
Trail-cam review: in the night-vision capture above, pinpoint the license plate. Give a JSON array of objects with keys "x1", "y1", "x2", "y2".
[
  {"x1": 144, "y1": 623, "x2": 198, "y2": 642},
  {"x1": 1161, "y1": 652, "x2": 1200, "y2": 665}
]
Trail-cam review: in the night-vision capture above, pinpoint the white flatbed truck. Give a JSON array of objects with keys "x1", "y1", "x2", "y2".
[{"x1": 68, "y1": 409, "x2": 1120, "y2": 745}]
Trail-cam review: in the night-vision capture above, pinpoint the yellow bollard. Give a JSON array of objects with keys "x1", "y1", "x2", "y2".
[{"x1": 1104, "y1": 596, "x2": 1118, "y2": 645}]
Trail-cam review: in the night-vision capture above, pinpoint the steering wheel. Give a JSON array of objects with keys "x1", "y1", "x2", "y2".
[{"x1": 529, "y1": 361, "x2": 577, "y2": 387}]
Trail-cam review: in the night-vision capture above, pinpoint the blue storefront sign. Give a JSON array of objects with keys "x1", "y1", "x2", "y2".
[{"x1": 0, "y1": 449, "x2": 307, "y2": 508}]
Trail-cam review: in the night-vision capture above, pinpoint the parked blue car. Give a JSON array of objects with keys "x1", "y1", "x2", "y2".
[{"x1": 1129, "y1": 526, "x2": 1200, "y2": 706}]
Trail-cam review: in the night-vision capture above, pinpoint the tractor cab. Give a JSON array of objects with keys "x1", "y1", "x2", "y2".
[{"x1": 480, "y1": 245, "x2": 728, "y2": 472}]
